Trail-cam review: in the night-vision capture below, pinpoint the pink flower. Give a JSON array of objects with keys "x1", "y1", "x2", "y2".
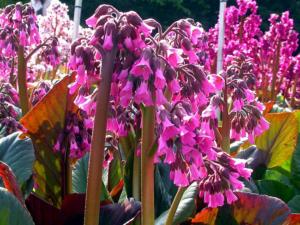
[
  {"x1": 154, "y1": 68, "x2": 166, "y2": 89},
  {"x1": 155, "y1": 89, "x2": 167, "y2": 105},
  {"x1": 225, "y1": 190, "x2": 238, "y2": 204},
  {"x1": 161, "y1": 118, "x2": 180, "y2": 140},
  {"x1": 134, "y1": 82, "x2": 153, "y2": 106},
  {"x1": 245, "y1": 89, "x2": 255, "y2": 102},
  {"x1": 208, "y1": 193, "x2": 224, "y2": 208},
  {"x1": 124, "y1": 37, "x2": 134, "y2": 50},
  {"x1": 173, "y1": 169, "x2": 189, "y2": 187},
  {"x1": 130, "y1": 56, "x2": 153, "y2": 80},
  {"x1": 201, "y1": 79, "x2": 215, "y2": 95},
  {"x1": 107, "y1": 118, "x2": 119, "y2": 133},
  {"x1": 232, "y1": 98, "x2": 244, "y2": 111},
  {"x1": 168, "y1": 79, "x2": 180, "y2": 94},
  {"x1": 138, "y1": 22, "x2": 154, "y2": 37},
  {"x1": 233, "y1": 159, "x2": 252, "y2": 178},
  {"x1": 103, "y1": 32, "x2": 113, "y2": 50},
  {"x1": 86, "y1": 16, "x2": 98, "y2": 27},
  {"x1": 166, "y1": 48, "x2": 184, "y2": 67},
  {"x1": 229, "y1": 173, "x2": 244, "y2": 190},
  {"x1": 189, "y1": 164, "x2": 201, "y2": 181},
  {"x1": 209, "y1": 74, "x2": 224, "y2": 91},
  {"x1": 180, "y1": 130, "x2": 196, "y2": 146},
  {"x1": 19, "y1": 30, "x2": 27, "y2": 46},
  {"x1": 120, "y1": 81, "x2": 133, "y2": 107}
]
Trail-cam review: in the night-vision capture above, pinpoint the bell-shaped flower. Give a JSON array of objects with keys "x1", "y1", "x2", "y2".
[{"x1": 134, "y1": 81, "x2": 153, "y2": 106}]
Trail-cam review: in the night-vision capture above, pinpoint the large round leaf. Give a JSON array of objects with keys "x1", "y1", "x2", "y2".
[
  {"x1": 0, "y1": 187, "x2": 34, "y2": 225},
  {"x1": 241, "y1": 112, "x2": 298, "y2": 168},
  {"x1": 256, "y1": 180, "x2": 295, "y2": 203},
  {"x1": 0, "y1": 132, "x2": 35, "y2": 196},
  {"x1": 154, "y1": 163, "x2": 177, "y2": 217},
  {"x1": 72, "y1": 153, "x2": 111, "y2": 202},
  {"x1": 232, "y1": 192, "x2": 290, "y2": 225},
  {"x1": 283, "y1": 214, "x2": 300, "y2": 225},
  {"x1": 291, "y1": 111, "x2": 300, "y2": 189},
  {"x1": 20, "y1": 74, "x2": 76, "y2": 207},
  {"x1": 191, "y1": 192, "x2": 290, "y2": 225},
  {"x1": 288, "y1": 196, "x2": 300, "y2": 213}
]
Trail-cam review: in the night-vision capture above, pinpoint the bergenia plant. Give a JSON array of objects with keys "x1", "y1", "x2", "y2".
[
  {"x1": 0, "y1": 2, "x2": 60, "y2": 115},
  {"x1": 67, "y1": 4, "x2": 268, "y2": 225},
  {"x1": 37, "y1": 0, "x2": 92, "y2": 64},
  {"x1": 208, "y1": 0, "x2": 300, "y2": 109}
]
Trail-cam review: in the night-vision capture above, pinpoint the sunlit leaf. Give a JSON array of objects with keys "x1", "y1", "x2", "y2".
[
  {"x1": 241, "y1": 112, "x2": 298, "y2": 168},
  {"x1": 232, "y1": 192, "x2": 290, "y2": 225},
  {"x1": 191, "y1": 208, "x2": 218, "y2": 224},
  {"x1": 20, "y1": 74, "x2": 76, "y2": 207}
]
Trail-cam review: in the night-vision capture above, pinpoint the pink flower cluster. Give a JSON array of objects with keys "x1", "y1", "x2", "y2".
[
  {"x1": 67, "y1": 5, "x2": 266, "y2": 208},
  {"x1": 37, "y1": 0, "x2": 92, "y2": 63},
  {"x1": 53, "y1": 110, "x2": 93, "y2": 159},
  {"x1": 0, "y1": 2, "x2": 62, "y2": 82},
  {"x1": 53, "y1": 109, "x2": 114, "y2": 165},
  {"x1": 218, "y1": 56, "x2": 269, "y2": 143},
  {"x1": 0, "y1": 83, "x2": 22, "y2": 135},
  {"x1": 30, "y1": 80, "x2": 52, "y2": 106},
  {"x1": 0, "y1": 3, "x2": 40, "y2": 56},
  {"x1": 258, "y1": 11, "x2": 299, "y2": 97},
  {"x1": 207, "y1": 0, "x2": 300, "y2": 105}
]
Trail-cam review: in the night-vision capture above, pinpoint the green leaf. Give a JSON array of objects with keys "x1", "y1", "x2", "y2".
[
  {"x1": 107, "y1": 151, "x2": 122, "y2": 192},
  {"x1": 257, "y1": 180, "x2": 295, "y2": 203},
  {"x1": 0, "y1": 187, "x2": 34, "y2": 225},
  {"x1": 288, "y1": 195, "x2": 300, "y2": 213},
  {"x1": 124, "y1": 148, "x2": 134, "y2": 198},
  {"x1": 264, "y1": 169, "x2": 292, "y2": 187},
  {"x1": 290, "y1": 111, "x2": 300, "y2": 189},
  {"x1": 230, "y1": 139, "x2": 247, "y2": 154},
  {"x1": 291, "y1": 136, "x2": 300, "y2": 189},
  {"x1": 0, "y1": 132, "x2": 35, "y2": 197},
  {"x1": 154, "y1": 163, "x2": 177, "y2": 217},
  {"x1": 72, "y1": 153, "x2": 111, "y2": 202},
  {"x1": 270, "y1": 104, "x2": 291, "y2": 113},
  {"x1": 241, "y1": 112, "x2": 298, "y2": 168},
  {"x1": 155, "y1": 182, "x2": 198, "y2": 225}
]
